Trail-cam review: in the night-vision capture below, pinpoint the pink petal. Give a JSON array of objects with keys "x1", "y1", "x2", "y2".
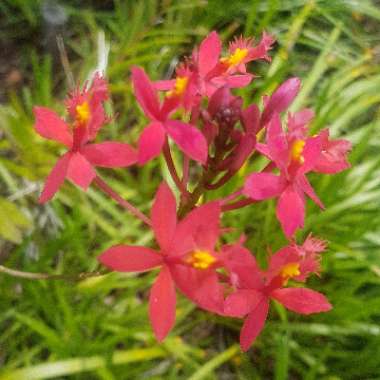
[
  {"x1": 210, "y1": 74, "x2": 254, "y2": 89},
  {"x1": 261, "y1": 77, "x2": 301, "y2": 126},
  {"x1": 149, "y1": 266, "x2": 176, "y2": 341},
  {"x1": 82, "y1": 142, "x2": 137, "y2": 167},
  {"x1": 271, "y1": 288, "x2": 332, "y2": 315},
  {"x1": 297, "y1": 174, "x2": 324, "y2": 209},
  {"x1": 138, "y1": 122, "x2": 166, "y2": 164},
  {"x1": 198, "y1": 31, "x2": 222, "y2": 77},
  {"x1": 174, "y1": 202, "x2": 220, "y2": 254},
  {"x1": 39, "y1": 152, "x2": 72, "y2": 203},
  {"x1": 240, "y1": 298, "x2": 269, "y2": 352},
  {"x1": 66, "y1": 152, "x2": 96, "y2": 190},
  {"x1": 267, "y1": 113, "x2": 288, "y2": 169},
  {"x1": 276, "y1": 186, "x2": 305, "y2": 237},
  {"x1": 131, "y1": 66, "x2": 161, "y2": 120},
  {"x1": 165, "y1": 120, "x2": 208, "y2": 164},
  {"x1": 33, "y1": 106, "x2": 72, "y2": 148},
  {"x1": 222, "y1": 244, "x2": 263, "y2": 289},
  {"x1": 301, "y1": 135, "x2": 323, "y2": 174},
  {"x1": 98, "y1": 245, "x2": 162, "y2": 272},
  {"x1": 244, "y1": 172, "x2": 285, "y2": 200},
  {"x1": 154, "y1": 79, "x2": 176, "y2": 91},
  {"x1": 224, "y1": 289, "x2": 263, "y2": 318},
  {"x1": 151, "y1": 182, "x2": 177, "y2": 252}
]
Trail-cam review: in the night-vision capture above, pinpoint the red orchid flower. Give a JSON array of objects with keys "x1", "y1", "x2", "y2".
[
  {"x1": 244, "y1": 111, "x2": 324, "y2": 237},
  {"x1": 98, "y1": 182, "x2": 225, "y2": 341},
  {"x1": 223, "y1": 241, "x2": 331, "y2": 351},
  {"x1": 131, "y1": 67, "x2": 208, "y2": 165},
  {"x1": 34, "y1": 74, "x2": 137, "y2": 203},
  {"x1": 154, "y1": 63, "x2": 199, "y2": 112},
  {"x1": 220, "y1": 32, "x2": 275, "y2": 74}
]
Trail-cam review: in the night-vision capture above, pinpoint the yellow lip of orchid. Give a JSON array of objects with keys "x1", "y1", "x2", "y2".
[
  {"x1": 220, "y1": 48, "x2": 249, "y2": 67},
  {"x1": 166, "y1": 76, "x2": 189, "y2": 98},
  {"x1": 290, "y1": 139, "x2": 306, "y2": 164},
  {"x1": 280, "y1": 262, "x2": 301, "y2": 285},
  {"x1": 75, "y1": 101, "x2": 90, "y2": 124},
  {"x1": 186, "y1": 249, "x2": 216, "y2": 270}
]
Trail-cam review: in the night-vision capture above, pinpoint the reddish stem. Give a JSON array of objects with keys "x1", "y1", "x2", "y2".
[
  {"x1": 94, "y1": 176, "x2": 152, "y2": 226},
  {"x1": 163, "y1": 139, "x2": 189, "y2": 196},
  {"x1": 220, "y1": 188, "x2": 243, "y2": 205},
  {"x1": 182, "y1": 155, "x2": 190, "y2": 188},
  {"x1": 221, "y1": 198, "x2": 256, "y2": 212}
]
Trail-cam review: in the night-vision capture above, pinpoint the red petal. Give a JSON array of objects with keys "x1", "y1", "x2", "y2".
[
  {"x1": 138, "y1": 122, "x2": 166, "y2": 164},
  {"x1": 276, "y1": 186, "x2": 305, "y2": 237},
  {"x1": 152, "y1": 182, "x2": 177, "y2": 252},
  {"x1": 198, "y1": 31, "x2": 222, "y2": 77},
  {"x1": 261, "y1": 77, "x2": 301, "y2": 126},
  {"x1": 39, "y1": 152, "x2": 72, "y2": 203},
  {"x1": 224, "y1": 289, "x2": 262, "y2": 318},
  {"x1": 244, "y1": 172, "x2": 285, "y2": 200},
  {"x1": 131, "y1": 66, "x2": 161, "y2": 120},
  {"x1": 82, "y1": 142, "x2": 137, "y2": 167},
  {"x1": 240, "y1": 298, "x2": 269, "y2": 352},
  {"x1": 297, "y1": 174, "x2": 324, "y2": 209},
  {"x1": 98, "y1": 245, "x2": 162, "y2": 272},
  {"x1": 271, "y1": 288, "x2": 332, "y2": 315},
  {"x1": 165, "y1": 120, "x2": 208, "y2": 164},
  {"x1": 170, "y1": 264, "x2": 224, "y2": 314},
  {"x1": 33, "y1": 106, "x2": 72, "y2": 147},
  {"x1": 149, "y1": 266, "x2": 176, "y2": 341},
  {"x1": 66, "y1": 152, "x2": 96, "y2": 190}
]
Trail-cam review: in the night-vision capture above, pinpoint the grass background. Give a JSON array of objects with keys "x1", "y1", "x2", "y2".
[{"x1": 1, "y1": 0, "x2": 380, "y2": 379}]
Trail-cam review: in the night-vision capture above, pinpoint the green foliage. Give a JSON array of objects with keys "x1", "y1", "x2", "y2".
[{"x1": 1, "y1": 0, "x2": 380, "y2": 379}]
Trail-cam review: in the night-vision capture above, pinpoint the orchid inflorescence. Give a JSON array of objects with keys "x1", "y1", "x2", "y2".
[{"x1": 33, "y1": 31, "x2": 351, "y2": 351}]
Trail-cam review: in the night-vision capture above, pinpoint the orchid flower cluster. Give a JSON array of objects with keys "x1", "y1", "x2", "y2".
[{"x1": 33, "y1": 31, "x2": 351, "y2": 351}]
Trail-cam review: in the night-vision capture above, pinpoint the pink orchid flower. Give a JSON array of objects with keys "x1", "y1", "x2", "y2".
[
  {"x1": 131, "y1": 67, "x2": 208, "y2": 165},
  {"x1": 223, "y1": 241, "x2": 331, "y2": 351},
  {"x1": 34, "y1": 74, "x2": 137, "y2": 203},
  {"x1": 98, "y1": 182, "x2": 225, "y2": 341}
]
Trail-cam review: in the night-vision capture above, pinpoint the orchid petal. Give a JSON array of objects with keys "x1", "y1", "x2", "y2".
[
  {"x1": 261, "y1": 77, "x2": 301, "y2": 126},
  {"x1": 82, "y1": 142, "x2": 137, "y2": 167},
  {"x1": 98, "y1": 245, "x2": 162, "y2": 272},
  {"x1": 149, "y1": 266, "x2": 176, "y2": 341},
  {"x1": 165, "y1": 120, "x2": 208, "y2": 164},
  {"x1": 198, "y1": 31, "x2": 222, "y2": 77},
  {"x1": 244, "y1": 172, "x2": 285, "y2": 200},
  {"x1": 152, "y1": 182, "x2": 177, "y2": 252},
  {"x1": 66, "y1": 152, "x2": 96, "y2": 190},
  {"x1": 138, "y1": 122, "x2": 166, "y2": 165},
  {"x1": 131, "y1": 66, "x2": 161, "y2": 120},
  {"x1": 39, "y1": 152, "x2": 72, "y2": 203},
  {"x1": 33, "y1": 106, "x2": 72, "y2": 148},
  {"x1": 271, "y1": 288, "x2": 332, "y2": 315},
  {"x1": 240, "y1": 298, "x2": 269, "y2": 352},
  {"x1": 276, "y1": 186, "x2": 305, "y2": 237}
]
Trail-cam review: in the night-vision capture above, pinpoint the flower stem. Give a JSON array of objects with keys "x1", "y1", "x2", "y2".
[
  {"x1": 221, "y1": 198, "x2": 256, "y2": 212},
  {"x1": 163, "y1": 139, "x2": 189, "y2": 196},
  {"x1": 0, "y1": 265, "x2": 105, "y2": 281},
  {"x1": 94, "y1": 176, "x2": 152, "y2": 226}
]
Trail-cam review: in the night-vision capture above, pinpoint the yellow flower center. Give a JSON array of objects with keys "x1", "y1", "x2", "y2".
[
  {"x1": 280, "y1": 262, "x2": 301, "y2": 284},
  {"x1": 166, "y1": 76, "x2": 189, "y2": 98},
  {"x1": 75, "y1": 101, "x2": 90, "y2": 124},
  {"x1": 221, "y1": 48, "x2": 249, "y2": 66},
  {"x1": 290, "y1": 139, "x2": 305, "y2": 164},
  {"x1": 186, "y1": 250, "x2": 216, "y2": 270}
]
